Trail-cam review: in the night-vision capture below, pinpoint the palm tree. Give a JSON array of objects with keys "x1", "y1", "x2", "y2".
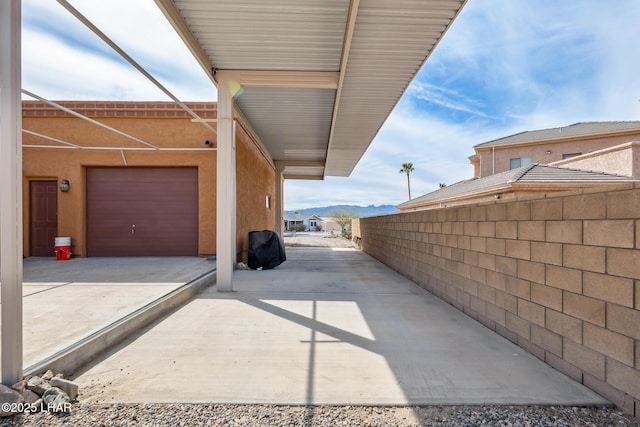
[{"x1": 399, "y1": 162, "x2": 415, "y2": 200}]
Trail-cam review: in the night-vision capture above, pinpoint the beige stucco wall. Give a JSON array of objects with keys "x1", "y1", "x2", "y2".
[
  {"x1": 551, "y1": 142, "x2": 640, "y2": 178},
  {"x1": 355, "y1": 183, "x2": 640, "y2": 417},
  {"x1": 476, "y1": 133, "x2": 640, "y2": 177},
  {"x1": 235, "y1": 121, "x2": 276, "y2": 263},
  {"x1": 22, "y1": 102, "x2": 275, "y2": 259}
]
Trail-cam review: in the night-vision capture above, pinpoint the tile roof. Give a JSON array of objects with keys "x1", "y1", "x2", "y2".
[
  {"x1": 283, "y1": 213, "x2": 321, "y2": 221},
  {"x1": 398, "y1": 164, "x2": 635, "y2": 209},
  {"x1": 474, "y1": 121, "x2": 640, "y2": 148},
  {"x1": 515, "y1": 164, "x2": 633, "y2": 182}
]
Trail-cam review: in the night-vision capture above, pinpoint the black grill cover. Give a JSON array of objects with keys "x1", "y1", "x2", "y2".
[{"x1": 248, "y1": 230, "x2": 286, "y2": 270}]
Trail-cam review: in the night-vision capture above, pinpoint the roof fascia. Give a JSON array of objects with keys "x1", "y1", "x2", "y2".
[
  {"x1": 283, "y1": 175, "x2": 324, "y2": 180},
  {"x1": 398, "y1": 183, "x2": 512, "y2": 209},
  {"x1": 474, "y1": 128, "x2": 640, "y2": 152},
  {"x1": 509, "y1": 181, "x2": 637, "y2": 192}
]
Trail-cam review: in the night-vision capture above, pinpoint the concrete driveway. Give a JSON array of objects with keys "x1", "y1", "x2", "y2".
[
  {"x1": 72, "y1": 247, "x2": 607, "y2": 406},
  {"x1": 0, "y1": 257, "x2": 216, "y2": 371}
]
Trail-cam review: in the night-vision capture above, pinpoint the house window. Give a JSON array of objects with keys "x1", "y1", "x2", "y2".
[
  {"x1": 510, "y1": 156, "x2": 532, "y2": 169},
  {"x1": 266, "y1": 195, "x2": 271, "y2": 209},
  {"x1": 310, "y1": 220, "x2": 317, "y2": 227},
  {"x1": 562, "y1": 153, "x2": 582, "y2": 159}
]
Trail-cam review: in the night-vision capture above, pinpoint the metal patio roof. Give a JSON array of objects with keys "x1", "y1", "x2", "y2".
[{"x1": 155, "y1": 0, "x2": 466, "y2": 180}]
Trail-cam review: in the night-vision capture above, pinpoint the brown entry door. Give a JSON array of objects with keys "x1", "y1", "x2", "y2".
[
  {"x1": 30, "y1": 181, "x2": 58, "y2": 257},
  {"x1": 87, "y1": 168, "x2": 198, "y2": 256}
]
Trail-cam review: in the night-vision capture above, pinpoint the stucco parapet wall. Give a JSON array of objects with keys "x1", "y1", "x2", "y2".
[
  {"x1": 551, "y1": 141, "x2": 638, "y2": 163},
  {"x1": 22, "y1": 101, "x2": 217, "y2": 119},
  {"x1": 550, "y1": 141, "x2": 640, "y2": 177}
]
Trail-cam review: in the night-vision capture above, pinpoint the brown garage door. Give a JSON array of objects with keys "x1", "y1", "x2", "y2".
[{"x1": 87, "y1": 167, "x2": 198, "y2": 256}]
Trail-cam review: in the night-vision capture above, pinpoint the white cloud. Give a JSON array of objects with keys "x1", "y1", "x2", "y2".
[
  {"x1": 22, "y1": 0, "x2": 215, "y2": 102},
  {"x1": 406, "y1": 81, "x2": 490, "y2": 118},
  {"x1": 23, "y1": 30, "x2": 161, "y2": 100},
  {"x1": 438, "y1": 0, "x2": 640, "y2": 123}
]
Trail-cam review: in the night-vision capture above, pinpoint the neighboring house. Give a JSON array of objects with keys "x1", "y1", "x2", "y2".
[
  {"x1": 398, "y1": 164, "x2": 637, "y2": 212},
  {"x1": 401, "y1": 121, "x2": 640, "y2": 212},
  {"x1": 22, "y1": 101, "x2": 276, "y2": 261},
  {"x1": 469, "y1": 121, "x2": 640, "y2": 178},
  {"x1": 283, "y1": 213, "x2": 322, "y2": 231}
]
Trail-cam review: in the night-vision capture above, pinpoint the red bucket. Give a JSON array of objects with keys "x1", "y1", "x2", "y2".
[{"x1": 54, "y1": 237, "x2": 71, "y2": 261}]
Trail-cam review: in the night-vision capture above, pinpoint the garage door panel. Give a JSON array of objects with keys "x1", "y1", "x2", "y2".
[{"x1": 87, "y1": 168, "x2": 198, "y2": 256}]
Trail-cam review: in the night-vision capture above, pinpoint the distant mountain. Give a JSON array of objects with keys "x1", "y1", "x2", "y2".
[{"x1": 286, "y1": 204, "x2": 399, "y2": 217}]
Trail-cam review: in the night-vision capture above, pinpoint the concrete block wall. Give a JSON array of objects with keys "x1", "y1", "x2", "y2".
[{"x1": 354, "y1": 183, "x2": 640, "y2": 417}]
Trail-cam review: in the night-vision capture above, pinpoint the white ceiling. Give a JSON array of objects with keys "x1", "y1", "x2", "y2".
[{"x1": 155, "y1": 0, "x2": 467, "y2": 179}]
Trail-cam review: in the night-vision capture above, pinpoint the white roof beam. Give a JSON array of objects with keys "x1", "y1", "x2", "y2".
[
  {"x1": 57, "y1": 0, "x2": 217, "y2": 135},
  {"x1": 284, "y1": 175, "x2": 323, "y2": 180},
  {"x1": 22, "y1": 129, "x2": 81, "y2": 148},
  {"x1": 276, "y1": 160, "x2": 325, "y2": 180},
  {"x1": 217, "y1": 70, "x2": 339, "y2": 89},
  {"x1": 22, "y1": 90, "x2": 160, "y2": 150},
  {"x1": 1, "y1": 0, "x2": 23, "y2": 386},
  {"x1": 276, "y1": 160, "x2": 325, "y2": 168},
  {"x1": 23, "y1": 129, "x2": 216, "y2": 151},
  {"x1": 325, "y1": 0, "x2": 360, "y2": 178}
]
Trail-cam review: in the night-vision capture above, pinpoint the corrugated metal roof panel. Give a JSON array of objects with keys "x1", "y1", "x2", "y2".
[
  {"x1": 160, "y1": 0, "x2": 467, "y2": 179},
  {"x1": 236, "y1": 87, "x2": 334, "y2": 161},
  {"x1": 174, "y1": 0, "x2": 348, "y2": 71},
  {"x1": 326, "y1": 0, "x2": 465, "y2": 176}
]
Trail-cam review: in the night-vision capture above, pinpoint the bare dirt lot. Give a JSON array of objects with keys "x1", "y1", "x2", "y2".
[{"x1": 283, "y1": 231, "x2": 358, "y2": 249}]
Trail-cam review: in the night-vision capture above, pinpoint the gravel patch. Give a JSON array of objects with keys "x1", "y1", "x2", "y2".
[{"x1": 1, "y1": 404, "x2": 637, "y2": 426}]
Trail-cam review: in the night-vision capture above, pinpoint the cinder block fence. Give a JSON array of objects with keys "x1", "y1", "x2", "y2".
[{"x1": 353, "y1": 183, "x2": 640, "y2": 417}]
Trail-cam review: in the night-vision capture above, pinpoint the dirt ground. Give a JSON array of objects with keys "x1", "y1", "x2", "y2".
[{"x1": 283, "y1": 231, "x2": 358, "y2": 249}]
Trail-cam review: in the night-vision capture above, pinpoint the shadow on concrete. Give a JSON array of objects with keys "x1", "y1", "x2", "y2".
[{"x1": 69, "y1": 247, "x2": 608, "y2": 415}]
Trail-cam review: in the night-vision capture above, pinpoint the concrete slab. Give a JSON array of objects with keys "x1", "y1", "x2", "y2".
[
  {"x1": 22, "y1": 257, "x2": 215, "y2": 283},
  {"x1": 0, "y1": 257, "x2": 216, "y2": 370},
  {"x1": 23, "y1": 282, "x2": 179, "y2": 368},
  {"x1": 73, "y1": 248, "x2": 608, "y2": 406}
]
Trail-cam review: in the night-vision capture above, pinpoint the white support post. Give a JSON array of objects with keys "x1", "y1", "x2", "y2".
[
  {"x1": 274, "y1": 162, "x2": 285, "y2": 236},
  {"x1": 216, "y1": 73, "x2": 236, "y2": 292},
  {"x1": 232, "y1": 120, "x2": 237, "y2": 265},
  {"x1": 0, "y1": 0, "x2": 24, "y2": 385}
]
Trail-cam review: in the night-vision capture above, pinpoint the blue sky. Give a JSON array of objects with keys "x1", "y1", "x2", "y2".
[{"x1": 22, "y1": 0, "x2": 640, "y2": 209}]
